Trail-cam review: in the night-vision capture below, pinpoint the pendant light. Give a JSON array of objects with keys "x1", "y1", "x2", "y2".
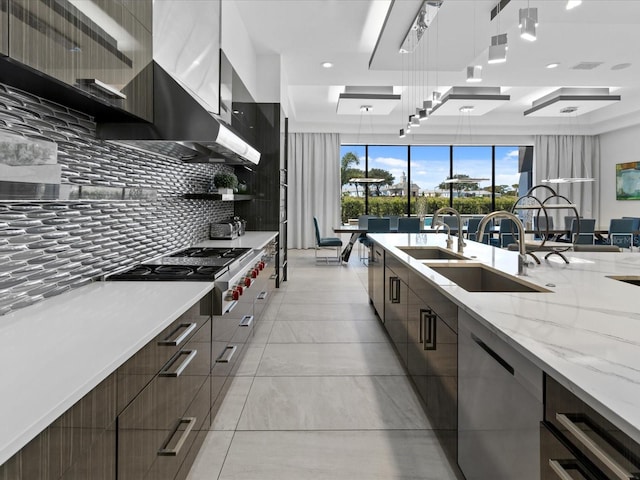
[
  {"x1": 466, "y1": 1, "x2": 482, "y2": 82},
  {"x1": 488, "y1": 2, "x2": 508, "y2": 64},
  {"x1": 519, "y1": 1, "x2": 538, "y2": 42}
]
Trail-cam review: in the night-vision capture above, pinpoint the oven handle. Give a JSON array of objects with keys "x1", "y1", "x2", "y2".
[
  {"x1": 225, "y1": 300, "x2": 238, "y2": 313},
  {"x1": 556, "y1": 413, "x2": 634, "y2": 480}
]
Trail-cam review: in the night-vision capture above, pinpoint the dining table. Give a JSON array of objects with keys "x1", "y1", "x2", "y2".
[{"x1": 333, "y1": 224, "x2": 613, "y2": 262}]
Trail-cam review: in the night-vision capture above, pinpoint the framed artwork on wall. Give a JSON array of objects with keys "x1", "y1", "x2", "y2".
[{"x1": 616, "y1": 162, "x2": 640, "y2": 200}]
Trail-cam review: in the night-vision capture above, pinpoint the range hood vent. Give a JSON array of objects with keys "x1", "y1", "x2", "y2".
[{"x1": 97, "y1": 62, "x2": 260, "y2": 167}]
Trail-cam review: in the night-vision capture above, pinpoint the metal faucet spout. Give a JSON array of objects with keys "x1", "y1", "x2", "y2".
[
  {"x1": 435, "y1": 221, "x2": 453, "y2": 249},
  {"x1": 432, "y1": 207, "x2": 466, "y2": 254},
  {"x1": 477, "y1": 210, "x2": 528, "y2": 275}
]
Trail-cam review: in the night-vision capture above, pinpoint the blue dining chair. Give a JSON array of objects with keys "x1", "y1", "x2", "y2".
[
  {"x1": 397, "y1": 217, "x2": 421, "y2": 233},
  {"x1": 313, "y1": 217, "x2": 343, "y2": 264},
  {"x1": 467, "y1": 217, "x2": 490, "y2": 244},
  {"x1": 499, "y1": 218, "x2": 520, "y2": 248},
  {"x1": 622, "y1": 217, "x2": 640, "y2": 247},
  {"x1": 359, "y1": 217, "x2": 390, "y2": 263},
  {"x1": 607, "y1": 218, "x2": 635, "y2": 249},
  {"x1": 570, "y1": 218, "x2": 596, "y2": 245}
]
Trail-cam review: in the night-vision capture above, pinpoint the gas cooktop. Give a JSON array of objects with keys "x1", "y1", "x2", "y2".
[{"x1": 107, "y1": 247, "x2": 253, "y2": 281}]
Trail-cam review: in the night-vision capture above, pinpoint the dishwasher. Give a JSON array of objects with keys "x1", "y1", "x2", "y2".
[{"x1": 457, "y1": 310, "x2": 543, "y2": 480}]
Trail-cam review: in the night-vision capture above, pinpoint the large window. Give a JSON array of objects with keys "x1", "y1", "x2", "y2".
[{"x1": 339, "y1": 144, "x2": 525, "y2": 223}]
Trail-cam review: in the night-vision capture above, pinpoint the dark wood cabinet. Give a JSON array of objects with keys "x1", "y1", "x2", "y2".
[
  {"x1": 543, "y1": 375, "x2": 640, "y2": 480},
  {"x1": 0, "y1": 374, "x2": 117, "y2": 480},
  {"x1": 384, "y1": 256, "x2": 408, "y2": 365},
  {"x1": 368, "y1": 242, "x2": 384, "y2": 319},
  {"x1": 1, "y1": 0, "x2": 7, "y2": 56},
  {"x1": 405, "y1": 273, "x2": 458, "y2": 463},
  {"x1": 117, "y1": 316, "x2": 211, "y2": 480},
  {"x1": 7, "y1": 0, "x2": 152, "y2": 120}
]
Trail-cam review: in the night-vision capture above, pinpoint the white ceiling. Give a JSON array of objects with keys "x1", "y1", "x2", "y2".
[{"x1": 234, "y1": 0, "x2": 640, "y2": 137}]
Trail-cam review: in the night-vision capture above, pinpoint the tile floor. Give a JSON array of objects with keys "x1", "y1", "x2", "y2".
[{"x1": 187, "y1": 249, "x2": 463, "y2": 480}]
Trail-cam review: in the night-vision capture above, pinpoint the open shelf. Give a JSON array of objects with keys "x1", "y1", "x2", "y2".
[{"x1": 183, "y1": 193, "x2": 255, "y2": 201}]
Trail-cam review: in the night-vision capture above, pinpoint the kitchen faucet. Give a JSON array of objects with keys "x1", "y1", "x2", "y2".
[
  {"x1": 477, "y1": 211, "x2": 528, "y2": 276},
  {"x1": 432, "y1": 207, "x2": 465, "y2": 254},
  {"x1": 434, "y1": 221, "x2": 454, "y2": 250}
]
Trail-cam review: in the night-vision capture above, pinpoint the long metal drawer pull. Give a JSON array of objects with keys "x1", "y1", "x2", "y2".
[
  {"x1": 548, "y1": 460, "x2": 577, "y2": 480},
  {"x1": 216, "y1": 345, "x2": 237, "y2": 363},
  {"x1": 157, "y1": 417, "x2": 196, "y2": 457},
  {"x1": 423, "y1": 309, "x2": 437, "y2": 351},
  {"x1": 257, "y1": 291, "x2": 268, "y2": 300},
  {"x1": 471, "y1": 333, "x2": 514, "y2": 375},
  {"x1": 158, "y1": 322, "x2": 197, "y2": 346},
  {"x1": 556, "y1": 413, "x2": 634, "y2": 480},
  {"x1": 159, "y1": 350, "x2": 197, "y2": 377},
  {"x1": 239, "y1": 315, "x2": 254, "y2": 327}
]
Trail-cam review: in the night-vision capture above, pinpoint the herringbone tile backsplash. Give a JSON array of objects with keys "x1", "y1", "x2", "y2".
[{"x1": 0, "y1": 82, "x2": 234, "y2": 316}]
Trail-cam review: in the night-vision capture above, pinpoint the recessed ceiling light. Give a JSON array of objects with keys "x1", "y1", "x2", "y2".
[
  {"x1": 611, "y1": 63, "x2": 632, "y2": 70},
  {"x1": 321, "y1": 62, "x2": 333, "y2": 68},
  {"x1": 546, "y1": 63, "x2": 560, "y2": 69},
  {"x1": 566, "y1": 0, "x2": 582, "y2": 10},
  {"x1": 459, "y1": 106, "x2": 475, "y2": 113}
]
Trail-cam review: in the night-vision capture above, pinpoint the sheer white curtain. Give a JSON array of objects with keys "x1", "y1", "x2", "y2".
[
  {"x1": 288, "y1": 133, "x2": 341, "y2": 248},
  {"x1": 534, "y1": 135, "x2": 600, "y2": 222}
]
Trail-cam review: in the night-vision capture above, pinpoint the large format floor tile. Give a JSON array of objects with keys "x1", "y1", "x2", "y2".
[
  {"x1": 256, "y1": 342, "x2": 405, "y2": 376},
  {"x1": 237, "y1": 375, "x2": 431, "y2": 430},
  {"x1": 275, "y1": 302, "x2": 378, "y2": 321},
  {"x1": 186, "y1": 249, "x2": 463, "y2": 480},
  {"x1": 217, "y1": 430, "x2": 459, "y2": 480},
  {"x1": 268, "y1": 320, "x2": 388, "y2": 343}
]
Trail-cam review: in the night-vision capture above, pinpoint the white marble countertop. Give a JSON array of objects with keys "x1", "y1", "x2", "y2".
[
  {"x1": 369, "y1": 232, "x2": 640, "y2": 444},
  {"x1": 0, "y1": 231, "x2": 278, "y2": 465},
  {"x1": 195, "y1": 231, "x2": 278, "y2": 250}
]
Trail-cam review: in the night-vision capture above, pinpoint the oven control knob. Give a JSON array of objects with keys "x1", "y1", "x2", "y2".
[
  {"x1": 244, "y1": 277, "x2": 252, "y2": 287},
  {"x1": 232, "y1": 289, "x2": 240, "y2": 301},
  {"x1": 235, "y1": 285, "x2": 244, "y2": 295},
  {"x1": 258, "y1": 261, "x2": 265, "y2": 270},
  {"x1": 251, "y1": 269, "x2": 258, "y2": 278}
]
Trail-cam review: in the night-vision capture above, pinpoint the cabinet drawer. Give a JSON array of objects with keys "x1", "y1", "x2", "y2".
[
  {"x1": 541, "y1": 423, "x2": 608, "y2": 480},
  {"x1": 545, "y1": 375, "x2": 640, "y2": 479},
  {"x1": 117, "y1": 301, "x2": 210, "y2": 412},
  {"x1": 141, "y1": 377, "x2": 211, "y2": 480},
  {"x1": 117, "y1": 327, "x2": 211, "y2": 480}
]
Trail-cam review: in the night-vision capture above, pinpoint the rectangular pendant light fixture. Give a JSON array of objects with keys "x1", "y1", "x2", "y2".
[
  {"x1": 488, "y1": 33, "x2": 508, "y2": 64},
  {"x1": 519, "y1": 8, "x2": 538, "y2": 41}
]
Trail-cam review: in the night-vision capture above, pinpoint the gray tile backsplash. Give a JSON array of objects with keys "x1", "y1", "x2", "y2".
[{"x1": 0, "y1": 82, "x2": 234, "y2": 316}]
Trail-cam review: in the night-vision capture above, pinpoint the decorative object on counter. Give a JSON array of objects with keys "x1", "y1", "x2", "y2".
[
  {"x1": 237, "y1": 179, "x2": 248, "y2": 193},
  {"x1": 510, "y1": 184, "x2": 579, "y2": 264},
  {"x1": 213, "y1": 172, "x2": 238, "y2": 194}
]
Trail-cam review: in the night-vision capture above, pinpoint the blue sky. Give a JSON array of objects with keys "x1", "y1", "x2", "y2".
[{"x1": 341, "y1": 145, "x2": 520, "y2": 191}]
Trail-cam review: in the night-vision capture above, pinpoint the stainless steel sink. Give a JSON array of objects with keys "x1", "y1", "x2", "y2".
[
  {"x1": 607, "y1": 276, "x2": 640, "y2": 287},
  {"x1": 398, "y1": 246, "x2": 467, "y2": 260},
  {"x1": 428, "y1": 264, "x2": 550, "y2": 293}
]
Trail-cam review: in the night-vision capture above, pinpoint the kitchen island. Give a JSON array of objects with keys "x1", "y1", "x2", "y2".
[
  {"x1": 0, "y1": 231, "x2": 278, "y2": 473},
  {"x1": 369, "y1": 232, "x2": 640, "y2": 478}
]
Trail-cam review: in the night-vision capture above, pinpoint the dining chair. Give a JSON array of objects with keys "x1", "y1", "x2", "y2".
[
  {"x1": 607, "y1": 218, "x2": 635, "y2": 249},
  {"x1": 384, "y1": 215, "x2": 400, "y2": 231},
  {"x1": 622, "y1": 217, "x2": 640, "y2": 247},
  {"x1": 357, "y1": 215, "x2": 376, "y2": 260},
  {"x1": 397, "y1": 217, "x2": 421, "y2": 233},
  {"x1": 534, "y1": 215, "x2": 554, "y2": 240},
  {"x1": 570, "y1": 218, "x2": 596, "y2": 245},
  {"x1": 499, "y1": 218, "x2": 520, "y2": 248},
  {"x1": 313, "y1": 217, "x2": 343, "y2": 264},
  {"x1": 359, "y1": 217, "x2": 390, "y2": 263},
  {"x1": 442, "y1": 215, "x2": 460, "y2": 235},
  {"x1": 467, "y1": 217, "x2": 490, "y2": 244}
]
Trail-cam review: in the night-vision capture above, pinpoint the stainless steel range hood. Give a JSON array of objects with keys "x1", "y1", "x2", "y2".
[{"x1": 97, "y1": 62, "x2": 260, "y2": 167}]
